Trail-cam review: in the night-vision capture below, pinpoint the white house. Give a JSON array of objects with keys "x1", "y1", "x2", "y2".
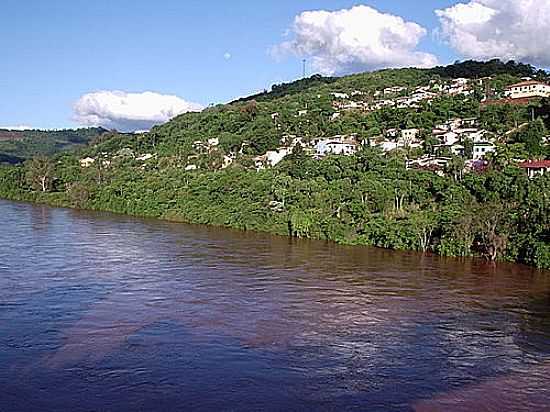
[
  {"x1": 504, "y1": 81, "x2": 550, "y2": 99},
  {"x1": 331, "y1": 92, "x2": 349, "y2": 99},
  {"x1": 265, "y1": 147, "x2": 291, "y2": 167},
  {"x1": 384, "y1": 86, "x2": 407, "y2": 95},
  {"x1": 79, "y1": 157, "x2": 95, "y2": 167},
  {"x1": 401, "y1": 129, "x2": 420, "y2": 143},
  {"x1": 472, "y1": 142, "x2": 496, "y2": 160},
  {"x1": 208, "y1": 138, "x2": 220, "y2": 147},
  {"x1": 378, "y1": 141, "x2": 399, "y2": 152},
  {"x1": 441, "y1": 131, "x2": 459, "y2": 146},
  {"x1": 221, "y1": 155, "x2": 234, "y2": 169},
  {"x1": 316, "y1": 138, "x2": 359, "y2": 156},
  {"x1": 136, "y1": 153, "x2": 154, "y2": 161},
  {"x1": 406, "y1": 155, "x2": 451, "y2": 171}
]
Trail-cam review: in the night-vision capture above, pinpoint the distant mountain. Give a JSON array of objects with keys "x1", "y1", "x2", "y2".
[{"x1": 0, "y1": 127, "x2": 109, "y2": 163}]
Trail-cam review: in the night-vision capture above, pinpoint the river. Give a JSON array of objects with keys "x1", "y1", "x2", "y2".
[{"x1": 0, "y1": 199, "x2": 549, "y2": 411}]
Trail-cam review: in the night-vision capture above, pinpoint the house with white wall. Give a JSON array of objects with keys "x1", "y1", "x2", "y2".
[
  {"x1": 472, "y1": 142, "x2": 496, "y2": 160},
  {"x1": 504, "y1": 81, "x2": 550, "y2": 99}
]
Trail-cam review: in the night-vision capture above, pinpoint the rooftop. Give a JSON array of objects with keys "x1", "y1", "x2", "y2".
[
  {"x1": 518, "y1": 160, "x2": 550, "y2": 168},
  {"x1": 505, "y1": 80, "x2": 548, "y2": 89}
]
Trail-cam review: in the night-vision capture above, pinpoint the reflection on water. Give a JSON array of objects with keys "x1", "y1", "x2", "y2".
[{"x1": 0, "y1": 200, "x2": 549, "y2": 411}]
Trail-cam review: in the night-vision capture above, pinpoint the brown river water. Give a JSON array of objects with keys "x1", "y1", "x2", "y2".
[{"x1": 0, "y1": 199, "x2": 549, "y2": 411}]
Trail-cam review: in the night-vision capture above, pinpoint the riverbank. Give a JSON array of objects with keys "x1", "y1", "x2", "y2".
[{"x1": 1, "y1": 163, "x2": 549, "y2": 272}]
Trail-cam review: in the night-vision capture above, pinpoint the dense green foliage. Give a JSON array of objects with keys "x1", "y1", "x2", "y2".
[
  {"x1": 0, "y1": 127, "x2": 108, "y2": 163},
  {"x1": 430, "y1": 59, "x2": 548, "y2": 80},
  {"x1": 0, "y1": 60, "x2": 548, "y2": 270},
  {"x1": 0, "y1": 149, "x2": 548, "y2": 269}
]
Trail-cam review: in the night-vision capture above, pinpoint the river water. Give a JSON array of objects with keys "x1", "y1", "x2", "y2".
[{"x1": 0, "y1": 199, "x2": 549, "y2": 411}]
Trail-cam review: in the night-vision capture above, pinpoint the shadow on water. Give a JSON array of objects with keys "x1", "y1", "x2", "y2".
[{"x1": 0, "y1": 200, "x2": 549, "y2": 411}]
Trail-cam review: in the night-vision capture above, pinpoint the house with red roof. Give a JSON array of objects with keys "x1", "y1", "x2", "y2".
[{"x1": 518, "y1": 160, "x2": 550, "y2": 178}]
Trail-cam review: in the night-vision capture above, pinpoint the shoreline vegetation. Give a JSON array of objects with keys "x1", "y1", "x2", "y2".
[
  {"x1": 1, "y1": 60, "x2": 549, "y2": 269},
  {"x1": 1, "y1": 154, "x2": 548, "y2": 270}
]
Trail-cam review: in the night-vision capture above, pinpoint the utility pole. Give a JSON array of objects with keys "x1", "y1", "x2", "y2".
[{"x1": 302, "y1": 59, "x2": 307, "y2": 79}]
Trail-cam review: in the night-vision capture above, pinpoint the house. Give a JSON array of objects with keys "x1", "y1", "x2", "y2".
[
  {"x1": 254, "y1": 155, "x2": 267, "y2": 170},
  {"x1": 384, "y1": 86, "x2": 407, "y2": 95},
  {"x1": 518, "y1": 160, "x2": 550, "y2": 178},
  {"x1": 79, "y1": 157, "x2": 95, "y2": 167},
  {"x1": 472, "y1": 142, "x2": 496, "y2": 160},
  {"x1": 441, "y1": 131, "x2": 460, "y2": 146},
  {"x1": 265, "y1": 147, "x2": 291, "y2": 167},
  {"x1": 406, "y1": 156, "x2": 451, "y2": 176},
  {"x1": 331, "y1": 92, "x2": 349, "y2": 99},
  {"x1": 434, "y1": 144, "x2": 464, "y2": 156},
  {"x1": 207, "y1": 138, "x2": 220, "y2": 147},
  {"x1": 401, "y1": 129, "x2": 420, "y2": 143},
  {"x1": 136, "y1": 153, "x2": 154, "y2": 161},
  {"x1": 316, "y1": 137, "x2": 359, "y2": 156},
  {"x1": 378, "y1": 141, "x2": 399, "y2": 152},
  {"x1": 504, "y1": 81, "x2": 550, "y2": 99},
  {"x1": 185, "y1": 164, "x2": 197, "y2": 171},
  {"x1": 221, "y1": 155, "x2": 234, "y2": 169}
]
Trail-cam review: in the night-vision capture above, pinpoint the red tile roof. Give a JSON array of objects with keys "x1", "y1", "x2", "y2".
[{"x1": 518, "y1": 160, "x2": 550, "y2": 169}]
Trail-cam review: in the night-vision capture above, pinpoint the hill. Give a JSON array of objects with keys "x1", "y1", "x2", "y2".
[
  {"x1": 0, "y1": 60, "x2": 549, "y2": 270},
  {"x1": 0, "y1": 127, "x2": 108, "y2": 164}
]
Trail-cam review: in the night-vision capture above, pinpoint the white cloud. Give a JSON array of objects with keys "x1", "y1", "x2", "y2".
[
  {"x1": 73, "y1": 91, "x2": 204, "y2": 132},
  {"x1": 224, "y1": 52, "x2": 232, "y2": 60},
  {"x1": 273, "y1": 5, "x2": 438, "y2": 75},
  {"x1": 0, "y1": 125, "x2": 34, "y2": 131},
  {"x1": 436, "y1": 0, "x2": 550, "y2": 66}
]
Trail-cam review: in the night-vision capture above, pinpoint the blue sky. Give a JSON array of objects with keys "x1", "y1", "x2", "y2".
[{"x1": 0, "y1": 0, "x2": 547, "y2": 130}]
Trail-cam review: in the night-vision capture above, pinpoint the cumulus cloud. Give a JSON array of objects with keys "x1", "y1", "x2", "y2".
[
  {"x1": 73, "y1": 91, "x2": 204, "y2": 132},
  {"x1": 273, "y1": 5, "x2": 438, "y2": 75},
  {"x1": 436, "y1": 0, "x2": 550, "y2": 66}
]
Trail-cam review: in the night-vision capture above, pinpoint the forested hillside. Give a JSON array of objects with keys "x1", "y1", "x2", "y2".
[
  {"x1": 0, "y1": 127, "x2": 108, "y2": 164},
  {"x1": 1, "y1": 60, "x2": 549, "y2": 269}
]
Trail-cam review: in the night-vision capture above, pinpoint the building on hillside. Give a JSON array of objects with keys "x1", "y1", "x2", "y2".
[
  {"x1": 330, "y1": 92, "x2": 349, "y2": 99},
  {"x1": 406, "y1": 156, "x2": 451, "y2": 176},
  {"x1": 518, "y1": 160, "x2": 550, "y2": 178},
  {"x1": 472, "y1": 142, "x2": 496, "y2": 160},
  {"x1": 441, "y1": 131, "x2": 460, "y2": 146},
  {"x1": 384, "y1": 86, "x2": 407, "y2": 96},
  {"x1": 316, "y1": 138, "x2": 359, "y2": 156},
  {"x1": 79, "y1": 157, "x2": 95, "y2": 167},
  {"x1": 504, "y1": 81, "x2": 550, "y2": 99},
  {"x1": 434, "y1": 144, "x2": 464, "y2": 156},
  {"x1": 221, "y1": 155, "x2": 234, "y2": 169},
  {"x1": 400, "y1": 129, "x2": 420, "y2": 145},
  {"x1": 265, "y1": 147, "x2": 291, "y2": 167},
  {"x1": 136, "y1": 153, "x2": 155, "y2": 161}
]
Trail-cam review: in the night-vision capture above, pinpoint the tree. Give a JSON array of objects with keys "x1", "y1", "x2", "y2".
[
  {"x1": 25, "y1": 156, "x2": 55, "y2": 192},
  {"x1": 515, "y1": 119, "x2": 546, "y2": 157}
]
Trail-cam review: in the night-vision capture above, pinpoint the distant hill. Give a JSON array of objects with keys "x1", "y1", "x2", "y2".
[{"x1": 0, "y1": 127, "x2": 109, "y2": 163}]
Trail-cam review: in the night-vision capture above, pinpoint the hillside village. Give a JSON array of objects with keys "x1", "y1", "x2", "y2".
[
  {"x1": 3, "y1": 61, "x2": 550, "y2": 270},
  {"x1": 81, "y1": 72, "x2": 550, "y2": 178}
]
